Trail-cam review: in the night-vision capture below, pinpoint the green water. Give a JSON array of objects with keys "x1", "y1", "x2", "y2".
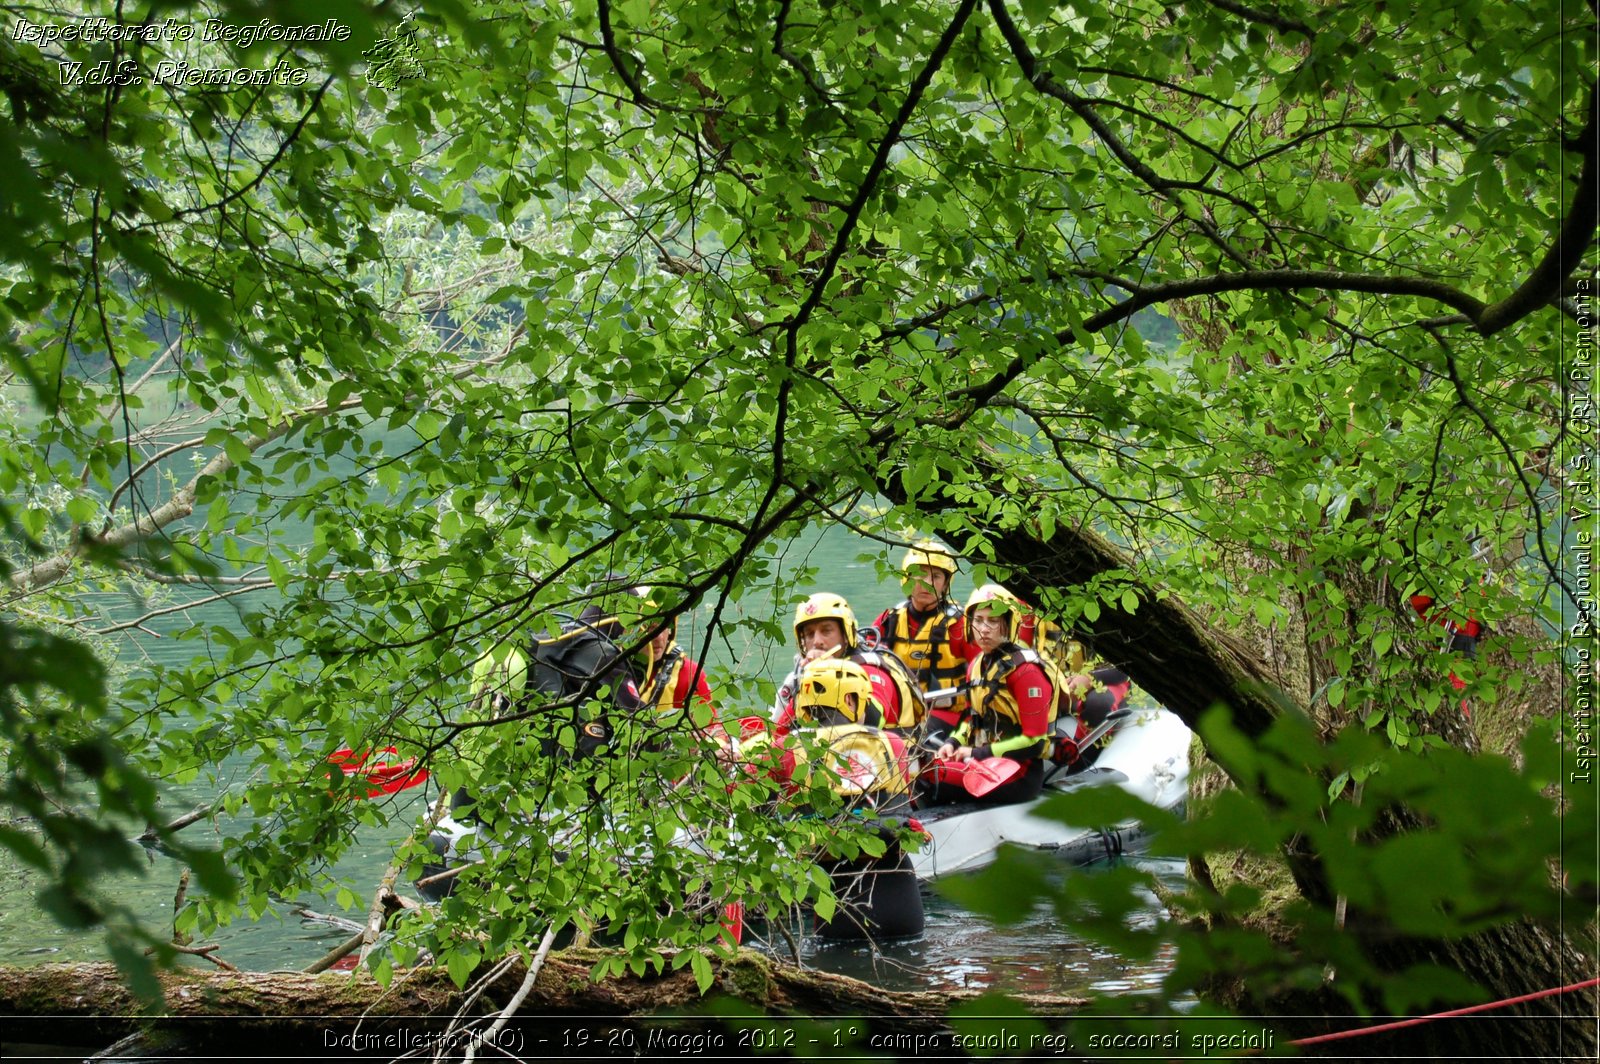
[{"x1": 2, "y1": 442, "x2": 1182, "y2": 994}]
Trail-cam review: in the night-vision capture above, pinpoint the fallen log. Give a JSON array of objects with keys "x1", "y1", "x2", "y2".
[{"x1": 0, "y1": 952, "x2": 1089, "y2": 1058}]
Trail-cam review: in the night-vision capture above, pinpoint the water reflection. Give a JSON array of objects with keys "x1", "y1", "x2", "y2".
[
  {"x1": 752, "y1": 857, "x2": 1187, "y2": 996},
  {"x1": 4, "y1": 823, "x2": 1186, "y2": 1001},
  {"x1": 8, "y1": 516, "x2": 1190, "y2": 998}
]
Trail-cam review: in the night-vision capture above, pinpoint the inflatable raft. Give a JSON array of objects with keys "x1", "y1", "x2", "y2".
[
  {"x1": 911, "y1": 707, "x2": 1191, "y2": 879},
  {"x1": 416, "y1": 709, "x2": 1190, "y2": 944},
  {"x1": 815, "y1": 707, "x2": 1190, "y2": 940}
]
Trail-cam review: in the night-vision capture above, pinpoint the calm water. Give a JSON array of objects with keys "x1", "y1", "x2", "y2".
[
  {"x1": 749, "y1": 856, "x2": 1186, "y2": 995},
  {"x1": 3, "y1": 489, "x2": 1185, "y2": 995}
]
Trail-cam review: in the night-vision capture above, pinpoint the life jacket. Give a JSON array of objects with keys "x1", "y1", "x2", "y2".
[
  {"x1": 967, "y1": 645, "x2": 1063, "y2": 752},
  {"x1": 454, "y1": 623, "x2": 638, "y2": 817},
  {"x1": 526, "y1": 620, "x2": 642, "y2": 714},
  {"x1": 521, "y1": 619, "x2": 643, "y2": 759},
  {"x1": 468, "y1": 643, "x2": 530, "y2": 720},
  {"x1": 876, "y1": 601, "x2": 968, "y2": 691},
  {"x1": 814, "y1": 724, "x2": 912, "y2": 797},
  {"x1": 643, "y1": 643, "x2": 688, "y2": 715},
  {"x1": 852, "y1": 647, "x2": 925, "y2": 730},
  {"x1": 1032, "y1": 618, "x2": 1089, "y2": 676},
  {"x1": 738, "y1": 723, "x2": 911, "y2": 800}
]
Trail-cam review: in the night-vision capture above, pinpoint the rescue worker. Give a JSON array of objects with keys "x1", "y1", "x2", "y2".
[
  {"x1": 1063, "y1": 665, "x2": 1133, "y2": 768},
  {"x1": 926, "y1": 584, "x2": 1080, "y2": 806},
  {"x1": 778, "y1": 658, "x2": 913, "y2": 814},
  {"x1": 871, "y1": 542, "x2": 978, "y2": 744},
  {"x1": 1077, "y1": 665, "x2": 1132, "y2": 730},
  {"x1": 455, "y1": 577, "x2": 646, "y2": 818},
  {"x1": 641, "y1": 619, "x2": 723, "y2": 741},
  {"x1": 788, "y1": 658, "x2": 922, "y2": 939},
  {"x1": 1408, "y1": 590, "x2": 1484, "y2": 718},
  {"x1": 774, "y1": 592, "x2": 923, "y2": 736}
]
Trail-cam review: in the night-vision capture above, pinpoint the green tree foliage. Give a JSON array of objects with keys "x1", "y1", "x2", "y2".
[{"x1": 1, "y1": 0, "x2": 1593, "y2": 1027}]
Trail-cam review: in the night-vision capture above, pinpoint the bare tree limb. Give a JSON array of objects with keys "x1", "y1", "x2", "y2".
[
  {"x1": 303, "y1": 931, "x2": 365, "y2": 975},
  {"x1": 462, "y1": 926, "x2": 559, "y2": 1064},
  {"x1": 1186, "y1": 0, "x2": 1315, "y2": 37},
  {"x1": 1477, "y1": 77, "x2": 1600, "y2": 335}
]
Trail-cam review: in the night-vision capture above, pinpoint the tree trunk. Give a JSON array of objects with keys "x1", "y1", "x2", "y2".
[
  {"x1": 940, "y1": 516, "x2": 1597, "y2": 1060},
  {"x1": 0, "y1": 954, "x2": 1087, "y2": 1058},
  {"x1": 1209, "y1": 919, "x2": 1598, "y2": 1060}
]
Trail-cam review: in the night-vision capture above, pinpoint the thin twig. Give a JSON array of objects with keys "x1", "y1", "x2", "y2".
[
  {"x1": 413, "y1": 859, "x2": 485, "y2": 890},
  {"x1": 294, "y1": 907, "x2": 366, "y2": 934},
  {"x1": 145, "y1": 941, "x2": 239, "y2": 971},
  {"x1": 304, "y1": 931, "x2": 366, "y2": 975},
  {"x1": 464, "y1": 926, "x2": 559, "y2": 1064},
  {"x1": 139, "y1": 803, "x2": 218, "y2": 844},
  {"x1": 91, "y1": 580, "x2": 275, "y2": 635}
]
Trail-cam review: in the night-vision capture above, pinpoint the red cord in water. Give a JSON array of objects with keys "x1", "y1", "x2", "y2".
[{"x1": 1291, "y1": 976, "x2": 1600, "y2": 1047}]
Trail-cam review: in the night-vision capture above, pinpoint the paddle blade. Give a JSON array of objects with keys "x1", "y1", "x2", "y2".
[
  {"x1": 362, "y1": 764, "x2": 429, "y2": 798},
  {"x1": 920, "y1": 758, "x2": 968, "y2": 788},
  {"x1": 719, "y1": 901, "x2": 744, "y2": 946},
  {"x1": 326, "y1": 747, "x2": 429, "y2": 799},
  {"x1": 962, "y1": 756, "x2": 1023, "y2": 797}
]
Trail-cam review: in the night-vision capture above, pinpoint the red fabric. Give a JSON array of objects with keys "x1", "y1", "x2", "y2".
[
  {"x1": 863, "y1": 662, "x2": 902, "y2": 726},
  {"x1": 1409, "y1": 594, "x2": 1483, "y2": 639},
  {"x1": 719, "y1": 902, "x2": 744, "y2": 946},
  {"x1": 1408, "y1": 593, "x2": 1477, "y2": 718},
  {"x1": 883, "y1": 728, "x2": 911, "y2": 784},
  {"x1": 659, "y1": 654, "x2": 724, "y2": 740},
  {"x1": 672, "y1": 656, "x2": 714, "y2": 708},
  {"x1": 1006, "y1": 661, "x2": 1057, "y2": 740},
  {"x1": 772, "y1": 700, "x2": 795, "y2": 741}
]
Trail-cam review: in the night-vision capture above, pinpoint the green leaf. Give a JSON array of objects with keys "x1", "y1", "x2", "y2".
[
  {"x1": 108, "y1": 940, "x2": 164, "y2": 1007},
  {"x1": 446, "y1": 946, "x2": 479, "y2": 988},
  {"x1": 689, "y1": 949, "x2": 713, "y2": 994}
]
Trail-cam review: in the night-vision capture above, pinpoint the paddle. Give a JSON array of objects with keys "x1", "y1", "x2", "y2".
[
  {"x1": 921, "y1": 754, "x2": 1024, "y2": 798},
  {"x1": 326, "y1": 747, "x2": 429, "y2": 799},
  {"x1": 959, "y1": 756, "x2": 1024, "y2": 797}
]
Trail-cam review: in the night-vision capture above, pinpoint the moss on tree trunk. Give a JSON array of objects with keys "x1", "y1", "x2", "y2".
[{"x1": 0, "y1": 952, "x2": 1089, "y2": 1058}]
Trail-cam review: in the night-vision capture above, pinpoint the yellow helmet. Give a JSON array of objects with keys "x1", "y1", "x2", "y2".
[
  {"x1": 901, "y1": 541, "x2": 957, "y2": 576},
  {"x1": 794, "y1": 659, "x2": 875, "y2": 725},
  {"x1": 964, "y1": 583, "x2": 1028, "y2": 643},
  {"x1": 792, "y1": 592, "x2": 858, "y2": 650}
]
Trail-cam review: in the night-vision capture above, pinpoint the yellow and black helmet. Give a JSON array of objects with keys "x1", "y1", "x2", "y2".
[
  {"x1": 964, "y1": 583, "x2": 1028, "y2": 643},
  {"x1": 901, "y1": 541, "x2": 958, "y2": 576},
  {"x1": 794, "y1": 659, "x2": 875, "y2": 725},
  {"x1": 792, "y1": 592, "x2": 858, "y2": 650}
]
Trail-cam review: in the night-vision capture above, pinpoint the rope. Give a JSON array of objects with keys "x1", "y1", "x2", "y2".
[{"x1": 1291, "y1": 976, "x2": 1600, "y2": 1047}]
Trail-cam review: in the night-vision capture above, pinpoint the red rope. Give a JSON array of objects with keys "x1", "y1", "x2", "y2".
[{"x1": 1291, "y1": 976, "x2": 1600, "y2": 1047}]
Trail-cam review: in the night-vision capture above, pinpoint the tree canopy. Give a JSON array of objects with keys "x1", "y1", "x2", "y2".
[{"x1": 1, "y1": 0, "x2": 1594, "y2": 1043}]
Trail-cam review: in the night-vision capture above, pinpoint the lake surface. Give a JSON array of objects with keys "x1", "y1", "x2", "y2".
[
  {"x1": 753, "y1": 856, "x2": 1186, "y2": 996},
  {"x1": 3, "y1": 490, "x2": 1187, "y2": 997}
]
